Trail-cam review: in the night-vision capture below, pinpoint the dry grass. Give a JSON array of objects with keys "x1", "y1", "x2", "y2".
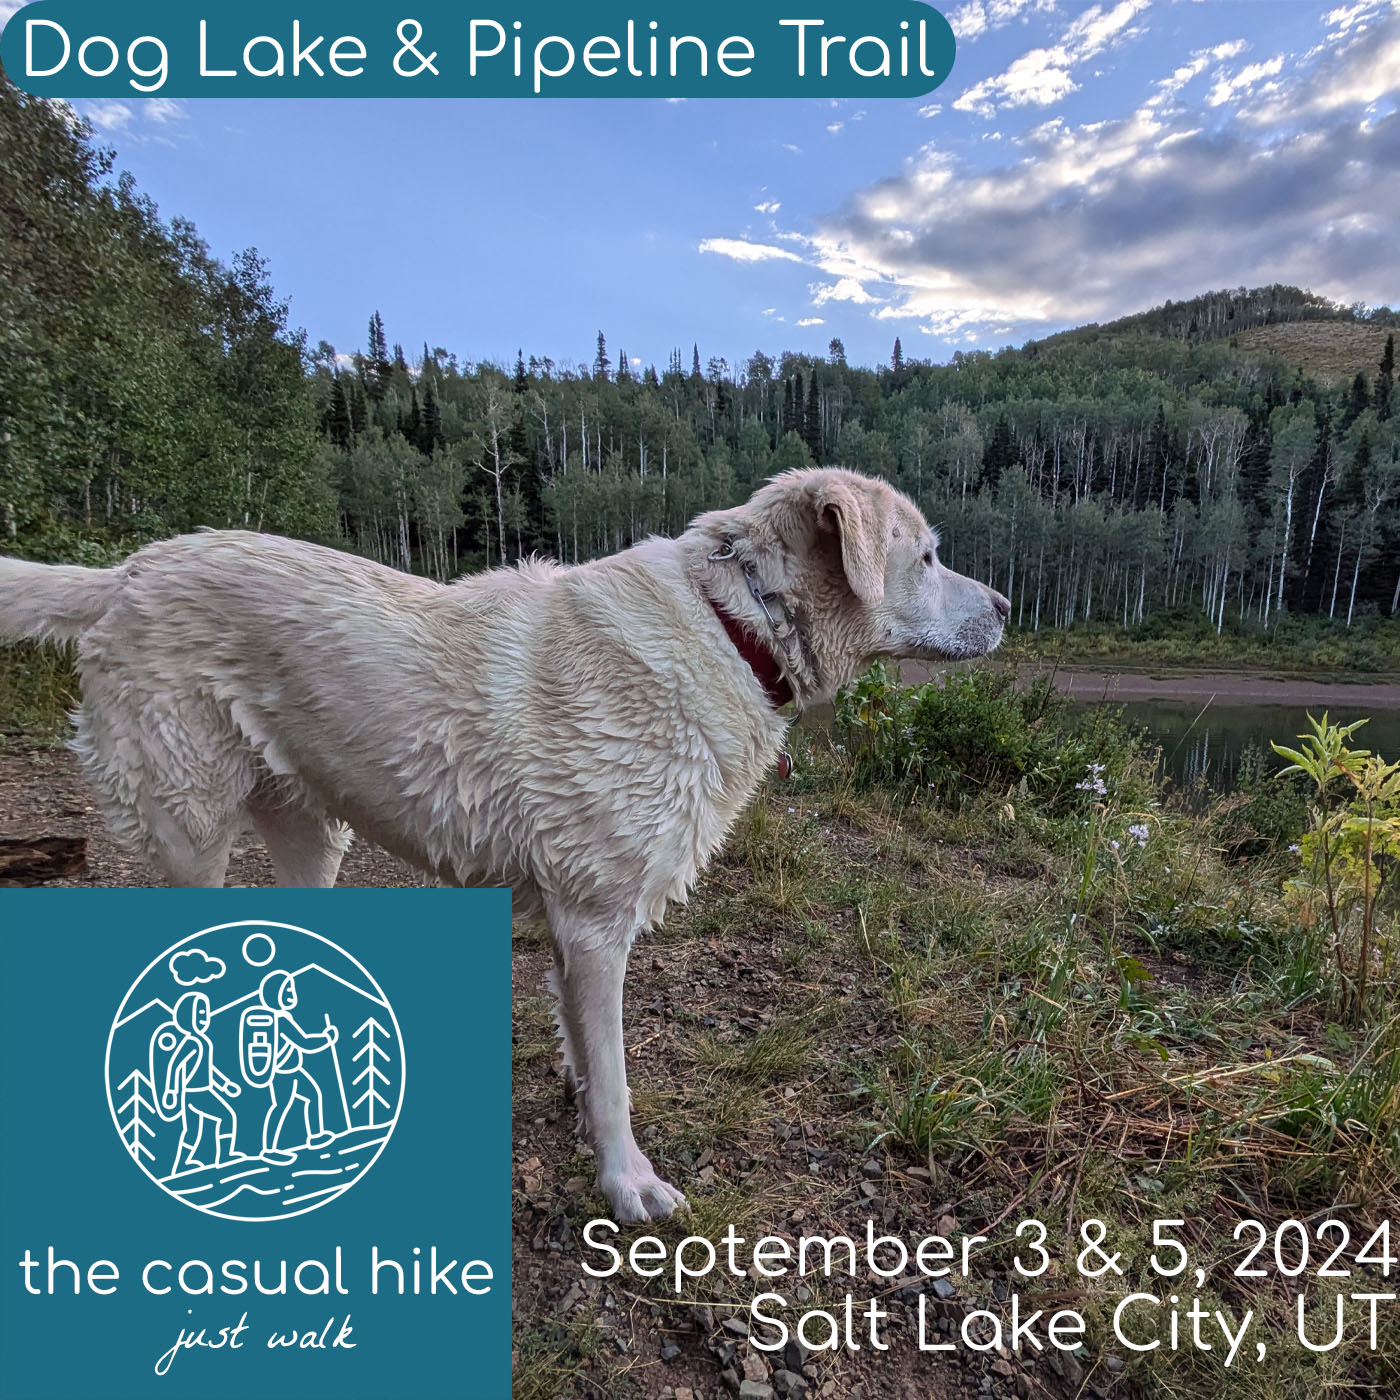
[{"x1": 1233, "y1": 322, "x2": 1393, "y2": 385}]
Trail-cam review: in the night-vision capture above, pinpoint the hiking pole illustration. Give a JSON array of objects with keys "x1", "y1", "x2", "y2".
[{"x1": 326, "y1": 1014, "x2": 351, "y2": 1133}]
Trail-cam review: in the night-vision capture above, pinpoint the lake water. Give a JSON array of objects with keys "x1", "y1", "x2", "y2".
[
  {"x1": 1082, "y1": 698, "x2": 1400, "y2": 791},
  {"x1": 805, "y1": 665, "x2": 1400, "y2": 793}
]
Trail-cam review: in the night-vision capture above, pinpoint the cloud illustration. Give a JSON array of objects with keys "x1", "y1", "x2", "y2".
[{"x1": 169, "y1": 948, "x2": 227, "y2": 986}]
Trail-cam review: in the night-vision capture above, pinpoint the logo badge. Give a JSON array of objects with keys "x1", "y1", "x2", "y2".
[{"x1": 105, "y1": 921, "x2": 405, "y2": 1221}]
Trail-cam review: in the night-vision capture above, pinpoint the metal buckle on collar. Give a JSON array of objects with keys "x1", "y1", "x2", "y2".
[{"x1": 709, "y1": 536, "x2": 803, "y2": 670}]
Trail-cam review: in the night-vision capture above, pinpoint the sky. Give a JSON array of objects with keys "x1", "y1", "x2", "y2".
[{"x1": 2, "y1": 0, "x2": 1398, "y2": 373}]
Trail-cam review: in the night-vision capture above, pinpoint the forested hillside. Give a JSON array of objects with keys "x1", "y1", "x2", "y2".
[{"x1": 3, "y1": 74, "x2": 1398, "y2": 631}]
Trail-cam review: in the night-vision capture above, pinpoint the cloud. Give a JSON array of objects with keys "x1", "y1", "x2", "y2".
[
  {"x1": 948, "y1": 0, "x2": 1058, "y2": 43},
  {"x1": 1240, "y1": 14, "x2": 1400, "y2": 124},
  {"x1": 84, "y1": 103, "x2": 135, "y2": 133},
  {"x1": 811, "y1": 277, "x2": 880, "y2": 306},
  {"x1": 170, "y1": 948, "x2": 227, "y2": 986},
  {"x1": 0, "y1": 0, "x2": 27, "y2": 26},
  {"x1": 1324, "y1": 1, "x2": 1390, "y2": 39},
  {"x1": 75, "y1": 97, "x2": 188, "y2": 143},
  {"x1": 954, "y1": 0, "x2": 1149, "y2": 116},
  {"x1": 796, "y1": 317, "x2": 826, "y2": 327},
  {"x1": 918, "y1": 103, "x2": 943, "y2": 118},
  {"x1": 827, "y1": 122, "x2": 845, "y2": 134},
  {"x1": 711, "y1": 9, "x2": 1400, "y2": 347},
  {"x1": 754, "y1": 200, "x2": 782, "y2": 213},
  {"x1": 1206, "y1": 54, "x2": 1285, "y2": 108},
  {"x1": 954, "y1": 48, "x2": 1079, "y2": 116},
  {"x1": 1060, "y1": 0, "x2": 1150, "y2": 61},
  {"x1": 699, "y1": 237, "x2": 804, "y2": 264},
  {"x1": 1147, "y1": 39, "x2": 1251, "y2": 107}
]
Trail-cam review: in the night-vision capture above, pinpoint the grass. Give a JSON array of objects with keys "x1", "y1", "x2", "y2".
[
  {"x1": 1006, "y1": 610, "x2": 1400, "y2": 679},
  {"x1": 511, "y1": 672, "x2": 1399, "y2": 1399},
  {"x1": 0, "y1": 641, "x2": 78, "y2": 743},
  {"x1": 4, "y1": 637, "x2": 1395, "y2": 1395},
  {"x1": 1233, "y1": 321, "x2": 1394, "y2": 385}
]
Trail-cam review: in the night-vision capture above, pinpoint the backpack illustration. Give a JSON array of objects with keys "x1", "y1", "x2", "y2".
[
  {"x1": 239, "y1": 1008, "x2": 280, "y2": 1089},
  {"x1": 149, "y1": 1021, "x2": 190, "y2": 1123}
]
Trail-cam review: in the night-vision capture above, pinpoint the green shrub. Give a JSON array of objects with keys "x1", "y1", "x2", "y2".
[
  {"x1": 832, "y1": 663, "x2": 1148, "y2": 808},
  {"x1": 0, "y1": 642, "x2": 77, "y2": 741},
  {"x1": 1232, "y1": 740, "x2": 1310, "y2": 849}
]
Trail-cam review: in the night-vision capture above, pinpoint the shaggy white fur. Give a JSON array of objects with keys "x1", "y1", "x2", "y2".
[{"x1": 0, "y1": 467, "x2": 1007, "y2": 1220}]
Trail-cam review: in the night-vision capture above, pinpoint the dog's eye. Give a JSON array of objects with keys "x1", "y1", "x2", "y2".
[{"x1": 922, "y1": 550, "x2": 935, "y2": 567}]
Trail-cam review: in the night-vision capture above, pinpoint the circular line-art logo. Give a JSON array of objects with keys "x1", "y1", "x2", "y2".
[{"x1": 105, "y1": 921, "x2": 405, "y2": 1222}]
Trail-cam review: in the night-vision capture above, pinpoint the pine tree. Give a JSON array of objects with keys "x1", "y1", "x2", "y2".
[
  {"x1": 1377, "y1": 333, "x2": 1395, "y2": 422},
  {"x1": 828, "y1": 337, "x2": 847, "y2": 367},
  {"x1": 403, "y1": 388, "x2": 422, "y2": 446},
  {"x1": 982, "y1": 412, "x2": 1014, "y2": 488},
  {"x1": 328, "y1": 377, "x2": 352, "y2": 451},
  {"x1": 506, "y1": 362, "x2": 541, "y2": 552},
  {"x1": 804, "y1": 374, "x2": 822, "y2": 461},
  {"x1": 692, "y1": 344, "x2": 703, "y2": 381},
  {"x1": 891, "y1": 337, "x2": 904, "y2": 373},
  {"x1": 349, "y1": 381, "x2": 368, "y2": 435},
  {"x1": 1343, "y1": 371, "x2": 1370, "y2": 429},
  {"x1": 366, "y1": 311, "x2": 391, "y2": 401},
  {"x1": 593, "y1": 331, "x2": 611, "y2": 381},
  {"x1": 420, "y1": 384, "x2": 443, "y2": 455},
  {"x1": 616, "y1": 349, "x2": 632, "y2": 383},
  {"x1": 1146, "y1": 402, "x2": 1170, "y2": 506},
  {"x1": 643, "y1": 364, "x2": 659, "y2": 388}
]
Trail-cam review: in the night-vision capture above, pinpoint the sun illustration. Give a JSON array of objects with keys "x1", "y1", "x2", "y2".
[{"x1": 242, "y1": 932, "x2": 276, "y2": 967}]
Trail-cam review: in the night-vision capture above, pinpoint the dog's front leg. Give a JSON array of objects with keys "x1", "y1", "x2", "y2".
[{"x1": 550, "y1": 909, "x2": 688, "y2": 1224}]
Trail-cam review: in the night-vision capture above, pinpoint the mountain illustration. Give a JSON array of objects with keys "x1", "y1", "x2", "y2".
[{"x1": 109, "y1": 956, "x2": 402, "y2": 1196}]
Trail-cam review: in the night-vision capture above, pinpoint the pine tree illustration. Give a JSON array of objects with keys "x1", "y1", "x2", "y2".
[
  {"x1": 352, "y1": 1018, "x2": 393, "y2": 1127},
  {"x1": 117, "y1": 1069, "x2": 158, "y2": 1164}
]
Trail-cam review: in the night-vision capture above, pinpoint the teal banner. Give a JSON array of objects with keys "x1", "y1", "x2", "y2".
[
  {"x1": 0, "y1": 890, "x2": 512, "y2": 1400},
  {"x1": 0, "y1": 1, "x2": 955, "y2": 98}
]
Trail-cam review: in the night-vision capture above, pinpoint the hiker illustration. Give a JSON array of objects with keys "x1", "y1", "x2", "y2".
[
  {"x1": 241, "y1": 969, "x2": 342, "y2": 1164},
  {"x1": 150, "y1": 991, "x2": 246, "y2": 1173}
]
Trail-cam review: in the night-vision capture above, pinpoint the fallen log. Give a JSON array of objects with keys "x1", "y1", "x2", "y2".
[{"x1": 0, "y1": 835, "x2": 87, "y2": 886}]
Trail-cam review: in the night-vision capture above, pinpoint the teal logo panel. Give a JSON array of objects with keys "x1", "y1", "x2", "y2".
[{"x1": 0, "y1": 889, "x2": 512, "y2": 1400}]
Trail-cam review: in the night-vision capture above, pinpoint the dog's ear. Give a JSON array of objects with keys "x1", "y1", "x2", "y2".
[{"x1": 814, "y1": 479, "x2": 886, "y2": 605}]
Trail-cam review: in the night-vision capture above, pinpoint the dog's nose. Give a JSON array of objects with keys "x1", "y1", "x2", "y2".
[{"x1": 990, "y1": 591, "x2": 1011, "y2": 624}]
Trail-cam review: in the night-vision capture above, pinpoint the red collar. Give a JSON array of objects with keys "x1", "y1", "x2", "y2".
[{"x1": 708, "y1": 597, "x2": 793, "y2": 709}]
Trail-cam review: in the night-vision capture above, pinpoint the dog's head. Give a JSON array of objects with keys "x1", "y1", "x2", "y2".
[{"x1": 694, "y1": 467, "x2": 1009, "y2": 701}]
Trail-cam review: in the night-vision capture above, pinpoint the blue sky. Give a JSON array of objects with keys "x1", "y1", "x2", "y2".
[{"x1": 3, "y1": 0, "x2": 1398, "y2": 372}]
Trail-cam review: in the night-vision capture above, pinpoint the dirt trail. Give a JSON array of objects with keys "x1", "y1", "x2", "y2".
[
  {"x1": 891, "y1": 662, "x2": 1400, "y2": 708},
  {"x1": 1049, "y1": 669, "x2": 1400, "y2": 706},
  {"x1": 0, "y1": 742, "x2": 419, "y2": 887}
]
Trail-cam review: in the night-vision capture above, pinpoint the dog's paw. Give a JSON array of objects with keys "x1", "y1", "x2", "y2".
[{"x1": 599, "y1": 1152, "x2": 688, "y2": 1224}]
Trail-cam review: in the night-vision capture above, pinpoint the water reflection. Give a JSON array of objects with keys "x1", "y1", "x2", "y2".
[{"x1": 1073, "y1": 700, "x2": 1400, "y2": 792}]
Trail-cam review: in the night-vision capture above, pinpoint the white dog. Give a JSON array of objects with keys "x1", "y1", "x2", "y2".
[{"x1": 0, "y1": 467, "x2": 1007, "y2": 1220}]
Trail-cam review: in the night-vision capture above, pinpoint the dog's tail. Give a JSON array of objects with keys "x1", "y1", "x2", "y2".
[{"x1": 0, "y1": 557, "x2": 121, "y2": 643}]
